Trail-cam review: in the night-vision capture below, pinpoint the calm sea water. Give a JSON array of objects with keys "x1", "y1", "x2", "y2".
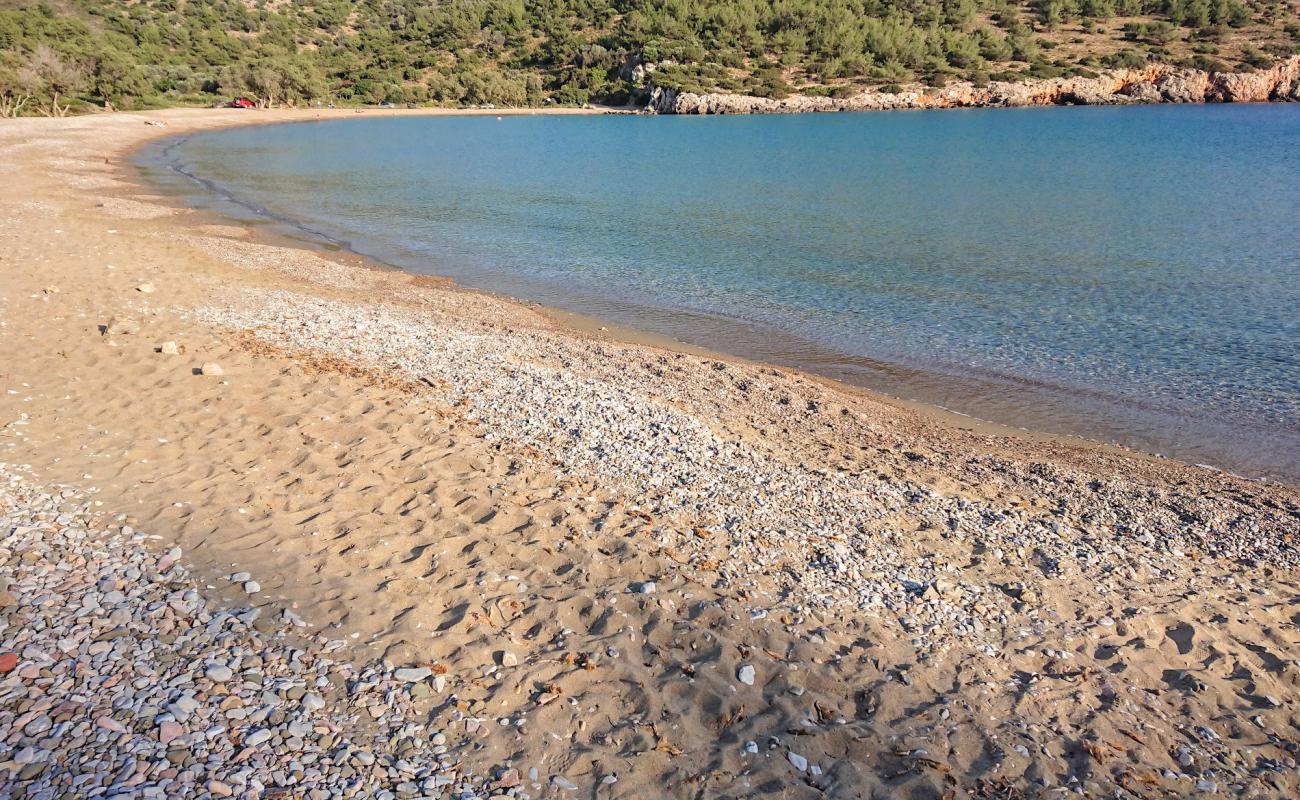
[{"x1": 145, "y1": 107, "x2": 1300, "y2": 482}]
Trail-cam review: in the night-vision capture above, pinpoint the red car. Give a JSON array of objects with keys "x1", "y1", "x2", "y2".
[{"x1": 227, "y1": 97, "x2": 256, "y2": 109}]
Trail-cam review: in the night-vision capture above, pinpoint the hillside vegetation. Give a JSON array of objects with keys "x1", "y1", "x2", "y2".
[{"x1": 1, "y1": 0, "x2": 1298, "y2": 115}]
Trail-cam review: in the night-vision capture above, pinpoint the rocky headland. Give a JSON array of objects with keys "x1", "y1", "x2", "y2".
[{"x1": 644, "y1": 55, "x2": 1300, "y2": 114}]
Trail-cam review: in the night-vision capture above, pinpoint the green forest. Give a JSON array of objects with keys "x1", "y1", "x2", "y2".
[{"x1": 1, "y1": 0, "x2": 1297, "y2": 115}]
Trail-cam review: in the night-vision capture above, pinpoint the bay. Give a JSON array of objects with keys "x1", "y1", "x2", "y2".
[{"x1": 143, "y1": 106, "x2": 1300, "y2": 482}]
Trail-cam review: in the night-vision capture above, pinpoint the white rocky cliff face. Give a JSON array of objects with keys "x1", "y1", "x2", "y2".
[{"x1": 643, "y1": 55, "x2": 1300, "y2": 114}]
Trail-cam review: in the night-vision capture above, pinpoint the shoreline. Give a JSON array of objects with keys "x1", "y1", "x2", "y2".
[
  {"x1": 133, "y1": 121, "x2": 1124, "y2": 464},
  {"x1": 139, "y1": 110, "x2": 1298, "y2": 486},
  {"x1": 4, "y1": 108, "x2": 1300, "y2": 798}
]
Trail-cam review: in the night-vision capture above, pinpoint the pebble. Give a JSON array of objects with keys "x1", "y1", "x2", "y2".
[
  {"x1": 201, "y1": 362, "x2": 224, "y2": 376},
  {"x1": 158, "y1": 721, "x2": 184, "y2": 745},
  {"x1": 104, "y1": 317, "x2": 138, "y2": 335},
  {"x1": 244, "y1": 729, "x2": 273, "y2": 747},
  {"x1": 737, "y1": 664, "x2": 756, "y2": 685},
  {"x1": 206, "y1": 664, "x2": 234, "y2": 682}
]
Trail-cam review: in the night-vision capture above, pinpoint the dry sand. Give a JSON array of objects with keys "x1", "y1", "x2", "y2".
[{"x1": 2, "y1": 107, "x2": 1299, "y2": 799}]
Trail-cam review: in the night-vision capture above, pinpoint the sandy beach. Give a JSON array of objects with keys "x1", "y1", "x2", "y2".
[{"x1": 2, "y1": 108, "x2": 1300, "y2": 799}]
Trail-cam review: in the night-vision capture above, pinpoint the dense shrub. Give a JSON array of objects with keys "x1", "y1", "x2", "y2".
[
  {"x1": 0, "y1": 0, "x2": 1289, "y2": 115},
  {"x1": 1103, "y1": 49, "x2": 1150, "y2": 69}
]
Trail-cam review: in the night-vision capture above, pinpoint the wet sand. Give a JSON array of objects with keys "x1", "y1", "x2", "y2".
[{"x1": 3, "y1": 108, "x2": 1300, "y2": 799}]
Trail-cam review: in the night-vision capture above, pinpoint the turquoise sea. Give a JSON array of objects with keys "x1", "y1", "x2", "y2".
[{"x1": 143, "y1": 106, "x2": 1300, "y2": 482}]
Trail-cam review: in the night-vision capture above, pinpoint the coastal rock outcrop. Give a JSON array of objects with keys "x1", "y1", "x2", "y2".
[
  {"x1": 1156, "y1": 68, "x2": 1212, "y2": 103},
  {"x1": 643, "y1": 55, "x2": 1300, "y2": 114},
  {"x1": 1208, "y1": 57, "x2": 1300, "y2": 101}
]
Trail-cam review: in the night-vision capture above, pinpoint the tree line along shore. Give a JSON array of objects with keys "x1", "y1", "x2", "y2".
[{"x1": 1, "y1": 0, "x2": 1299, "y2": 117}]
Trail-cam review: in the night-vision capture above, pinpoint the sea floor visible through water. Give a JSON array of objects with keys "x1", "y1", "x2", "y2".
[{"x1": 136, "y1": 107, "x2": 1300, "y2": 484}]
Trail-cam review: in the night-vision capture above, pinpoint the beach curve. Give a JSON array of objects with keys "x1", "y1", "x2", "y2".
[{"x1": 2, "y1": 107, "x2": 1300, "y2": 798}]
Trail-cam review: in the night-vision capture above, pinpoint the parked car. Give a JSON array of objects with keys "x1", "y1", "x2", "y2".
[{"x1": 228, "y1": 97, "x2": 256, "y2": 109}]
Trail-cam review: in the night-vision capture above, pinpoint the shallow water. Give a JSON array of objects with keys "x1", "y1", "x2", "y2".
[{"x1": 145, "y1": 107, "x2": 1300, "y2": 482}]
